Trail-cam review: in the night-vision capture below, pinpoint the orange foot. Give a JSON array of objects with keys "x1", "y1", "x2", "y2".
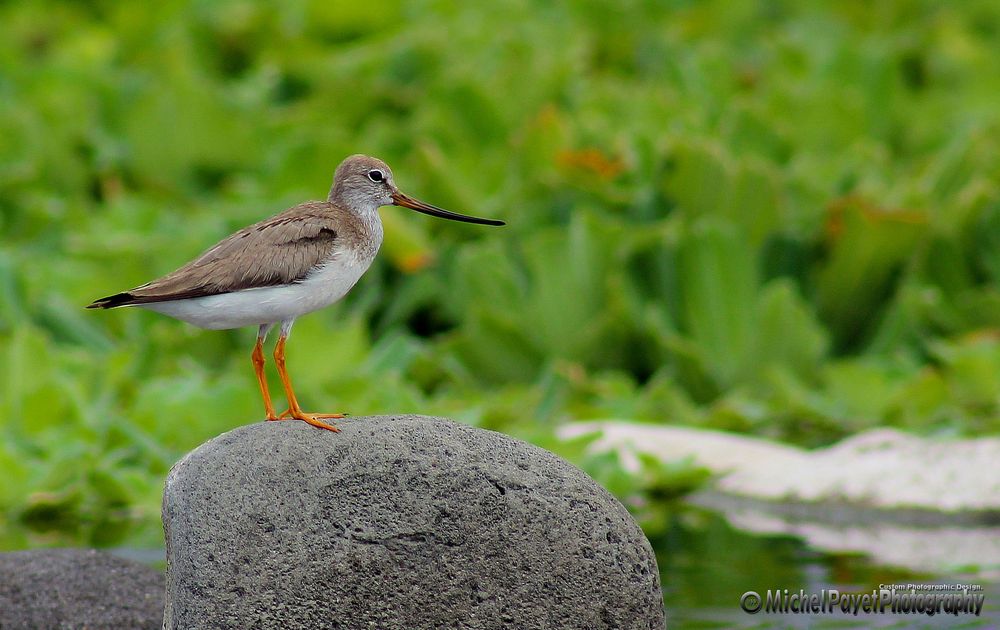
[{"x1": 269, "y1": 408, "x2": 345, "y2": 432}]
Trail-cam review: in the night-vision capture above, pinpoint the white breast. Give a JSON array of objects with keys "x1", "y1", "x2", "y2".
[{"x1": 139, "y1": 251, "x2": 374, "y2": 330}]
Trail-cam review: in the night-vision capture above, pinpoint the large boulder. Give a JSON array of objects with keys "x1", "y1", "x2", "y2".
[
  {"x1": 162, "y1": 415, "x2": 663, "y2": 629},
  {"x1": 0, "y1": 548, "x2": 164, "y2": 629}
]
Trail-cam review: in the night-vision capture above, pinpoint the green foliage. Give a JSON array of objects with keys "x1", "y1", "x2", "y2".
[{"x1": 2, "y1": 0, "x2": 1000, "y2": 546}]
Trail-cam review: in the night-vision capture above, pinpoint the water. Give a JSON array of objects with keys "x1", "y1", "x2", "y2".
[{"x1": 656, "y1": 506, "x2": 997, "y2": 628}]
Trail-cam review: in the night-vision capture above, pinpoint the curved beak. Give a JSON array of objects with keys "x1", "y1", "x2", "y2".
[{"x1": 391, "y1": 191, "x2": 505, "y2": 226}]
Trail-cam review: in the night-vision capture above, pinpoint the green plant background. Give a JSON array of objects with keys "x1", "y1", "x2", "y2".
[{"x1": 1, "y1": 0, "x2": 999, "y2": 580}]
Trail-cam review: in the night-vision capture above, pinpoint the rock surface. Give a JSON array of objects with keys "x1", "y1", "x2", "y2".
[
  {"x1": 162, "y1": 415, "x2": 663, "y2": 630},
  {"x1": 0, "y1": 548, "x2": 164, "y2": 629}
]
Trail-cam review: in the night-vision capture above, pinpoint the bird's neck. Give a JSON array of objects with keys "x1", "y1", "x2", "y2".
[{"x1": 355, "y1": 208, "x2": 384, "y2": 262}]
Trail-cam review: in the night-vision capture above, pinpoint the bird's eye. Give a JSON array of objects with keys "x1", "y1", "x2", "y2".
[{"x1": 367, "y1": 169, "x2": 385, "y2": 183}]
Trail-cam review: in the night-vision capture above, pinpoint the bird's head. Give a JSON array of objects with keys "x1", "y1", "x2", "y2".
[{"x1": 329, "y1": 154, "x2": 505, "y2": 226}]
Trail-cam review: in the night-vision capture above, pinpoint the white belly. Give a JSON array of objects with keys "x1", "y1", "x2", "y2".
[{"x1": 138, "y1": 253, "x2": 372, "y2": 330}]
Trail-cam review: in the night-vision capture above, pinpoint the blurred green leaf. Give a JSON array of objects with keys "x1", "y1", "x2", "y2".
[
  {"x1": 677, "y1": 219, "x2": 757, "y2": 388},
  {"x1": 815, "y1": 197, "x2": 928, "y2": 348}
]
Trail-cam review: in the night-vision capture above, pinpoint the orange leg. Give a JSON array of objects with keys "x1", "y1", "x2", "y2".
[
  {"x1": 273, "y1": 334, "x2": 344, "y2": 432},
  {"x1": 252, "y1": 336, "x2": 278, "y2": 421}
]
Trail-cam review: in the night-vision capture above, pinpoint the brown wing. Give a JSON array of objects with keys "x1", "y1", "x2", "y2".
[{"x1": 87, "y1": 201, "x2": 341, "y2": 308}]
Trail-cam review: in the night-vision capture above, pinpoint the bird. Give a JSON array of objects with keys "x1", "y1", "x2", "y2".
[{"x1": 87, "y1": 155, "x2": 504, "y2": 432}]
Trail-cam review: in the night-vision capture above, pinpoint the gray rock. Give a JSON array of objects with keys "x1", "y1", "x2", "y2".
[
  {"x1": 0, "y1": 548, "x2": 164, "y2": 629},
  {"x1": 162, "y1": 415, "x2": 663, "y2": 630}
]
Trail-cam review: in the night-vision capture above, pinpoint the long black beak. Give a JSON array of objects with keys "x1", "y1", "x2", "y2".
[{"x1": 391, "y1": 191, "x2": 505, "y2": 226}]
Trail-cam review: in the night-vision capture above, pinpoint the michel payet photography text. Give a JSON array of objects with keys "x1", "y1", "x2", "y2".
[{"x1": 740, "y1": 583, "x2": 985, "y2": 618}]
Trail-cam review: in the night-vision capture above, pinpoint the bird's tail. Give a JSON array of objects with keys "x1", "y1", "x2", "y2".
[{"x1": 86, "y1": 292, "x2": 138, "y2": 309}]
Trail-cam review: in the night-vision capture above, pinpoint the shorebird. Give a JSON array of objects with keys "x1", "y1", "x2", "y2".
[{"x1": 88, "y1": 155, "x2": 504, "y2": 432}]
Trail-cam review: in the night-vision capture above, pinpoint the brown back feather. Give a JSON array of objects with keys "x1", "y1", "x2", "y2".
[{"x1": 94, "y1": 201, "x2": 345, "y2": 306}]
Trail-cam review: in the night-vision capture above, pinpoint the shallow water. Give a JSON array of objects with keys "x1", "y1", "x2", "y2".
[{"x1": 656, "y1": 506, "x2": 998, "y2": 628}]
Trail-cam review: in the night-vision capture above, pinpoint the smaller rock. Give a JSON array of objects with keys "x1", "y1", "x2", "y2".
[{"x1": 0, "y1": 548, "x2": 164, "y2": 630}]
